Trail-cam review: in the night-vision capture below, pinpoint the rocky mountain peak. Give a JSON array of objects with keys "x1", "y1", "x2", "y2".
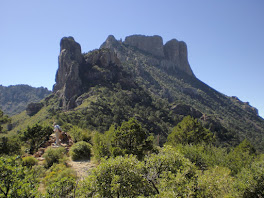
[
  {"x1": 101, "y1": 34, "x2": 194, "y2": 77},
  {"x1": 164, "y1": 39, "x2": 193, "y2": 76},
  {"x1": 124, "y1": 35, "x2": 164, "y2": 58},
  {"x1": 53, "y1": 37, "x2": 130, "y2": 110},
  {"x1": 53, "y1": 37, "x2": 83, "y2": 109}
]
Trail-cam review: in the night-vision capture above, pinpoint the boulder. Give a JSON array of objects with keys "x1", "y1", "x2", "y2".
[{"x1": 26, "y1": 102, "x2": 44, "y2": 116}]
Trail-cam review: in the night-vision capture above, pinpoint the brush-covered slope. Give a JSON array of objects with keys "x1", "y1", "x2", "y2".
[
  {"x1": 0, "y1": 85, "x2": 51, "y2": 116},
  {"x1": 10, "y1": 35, "x2": 264, "y2": 150}
]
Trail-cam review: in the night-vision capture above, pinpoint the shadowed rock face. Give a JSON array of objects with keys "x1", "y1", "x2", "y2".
[
  {"x1": 53, "y1": 37, "x2": 129, "y2": 110},
  {"x1": 26, "y1": 102, "x2": 44, "y2": 116},
  {"x1": 53, "y1": 37, "x2": 84, "y2": 109},
  {"x1": 164, "y1": 39, "x2": 193, "y2": 76}
]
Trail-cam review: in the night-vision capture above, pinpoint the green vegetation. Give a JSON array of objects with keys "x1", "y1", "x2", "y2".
[
  {"x1": 92, "y1": 118, "x2": 154, "y2": 160},
  {"x1": 0, "y1": 156, "x2": 39, "y2": 197},
  {"x1": 20, "y1": 124, "x2": 53, "y2": 154},
  {"x1": 167, "y1": 115, "x2": 214, "y2": 146},
  {"x1": 0, "y1": 84, "x2": 51, "y2": 116},
  {"x1": 0, "y1": 115, "x2": 264, "y2": 197},
  {"x1": 70, "y1": 141, "x2": 92, "y2": 161},
  {"x1": 0, "y1": 109, "x2": 11, "y2": 133},
  {"x1": 43, "y1": 147, "x2": 67, "y2": 168}
]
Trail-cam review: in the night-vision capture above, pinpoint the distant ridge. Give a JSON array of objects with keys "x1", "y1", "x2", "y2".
[{"x1": 0, "y1": 84, "x2": 51, "y2": 116}]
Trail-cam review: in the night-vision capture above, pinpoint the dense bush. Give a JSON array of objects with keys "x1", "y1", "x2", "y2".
[
  {"x1": 68, "y1": 126, "x2": 92, "y2": 143},
  {"x1": 70, "y1": 141, "x2": 92, "y2": 161},
  {"x1": 0, "y1": 136, "x2": 21, "y2": 155},
  {"x1": 167, "y1": 115, "x2": 214, "y2": 146},
  {"x1": 20, "y1": 124, "x2": 53, "y2": 154},
  {"x1": 78, "y1": 155, "x2": 155, "y2": 197},
  {"x1": 22, "y1": 156, "x2": 38, "y2": 168},
  {"x1": 43, "y1": 147, "x2": 66, "y2": 168},
  {"x1": 44, "y1": 164, "x2": 77, "y2": 197},
  {"x1": 0, "y1": 156, "x2": 39, "y2": 197},
  {"x1": 78, "y1": 146, "x2": 197, "y2": 197},
  {"x1": 93, "y1": 118, "x2": 154, "y2": 160}
]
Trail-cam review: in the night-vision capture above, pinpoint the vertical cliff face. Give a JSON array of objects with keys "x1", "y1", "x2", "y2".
[
  {"x1": 101, "y1": 34, "x2": 194, "y2": 77},
  {"x1": 53, "y1": 37, "x2": 83, "y2": 109},
  {"x1": 53, "y1": 36, "x2": 129, "y2": 110},
  {"x1": 53, "y1": 34, "x2": 195, "y2": 110},
  {"x1": 164, "y1": 39, "x2": 193, "y2": 76},
  {"x1": 124, "y1": 35, "x2": 165, "y2": 58}
]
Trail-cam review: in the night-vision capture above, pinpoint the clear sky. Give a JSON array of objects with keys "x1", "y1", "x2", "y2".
[{"x1": 0, "y1": 1, "x2": 263, "y2": 118}]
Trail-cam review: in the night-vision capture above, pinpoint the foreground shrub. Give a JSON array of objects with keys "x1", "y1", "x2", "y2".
[
  {"x1": 0, "y1": 156, "x2": 39, "y2": 197},
  {"x1": 44, "y1": 163, "x2": 77, "y2": 198},
  {"x1": 70, "y1": 141, "x2": 92, "y2": 161},
  {"x1": 197, "y1": 166, "x2": 235, "y2": 197},
  {"x1": 77, "y1": 146, "x2": 197, "y2": 197},
  {"x1": 78, "y1": 155, "x2": 155, "y2": 197},
  {"x1": 43, "y1": 147, "x2": 66, "y2": 168}
]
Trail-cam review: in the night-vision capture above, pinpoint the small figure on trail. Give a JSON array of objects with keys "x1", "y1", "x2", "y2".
[{"x1": 53, "y1": 122, "x2": 62, "y2": 146}]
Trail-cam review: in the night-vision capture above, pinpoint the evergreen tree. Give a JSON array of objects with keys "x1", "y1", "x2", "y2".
[{"x1": 167, "y1": 116, "x2": 213, "y2": 146}]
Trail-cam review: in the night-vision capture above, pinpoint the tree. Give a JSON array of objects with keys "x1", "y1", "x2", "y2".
[
  {"x1": 0, "y1": 136, "x2": 21, "y2": 155},
  {"x1": 167, "y1": 116, "x2": 213, "y2": 146},
  {"x1": 111, "y1": 118, "x2": 153, "y2": 159},
  {"x1": 21, "y1": 124, "x2": 53, "y2": 154},
  {"x1": 0, "y1": 156, "x2": 39, "y2": 197},
  {"x1": 226, "y1": 139, "x2": 256, "y2": 175},
  {"x1": 144, "y1": 145, "x2": 197, "y2": 197}
]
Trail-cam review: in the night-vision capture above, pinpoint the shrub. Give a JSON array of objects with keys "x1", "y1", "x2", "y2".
[
  {"x1": 70, "y1": 141, "x2": 92, "y2": 161},
  {"x1": 44, "y1": 164, "x2": 77, "y2": 198},
  {"x1": 43, "y1": 147, "x2": 66, "y2": 168},
  {"x1": 0, "y1": 136, "x2": 21, "y2": 155},
  {"x1": 68, "y1": 126, "x2": 92, "y2": 143},
  {"x1": 22, "y1": 156, "x2": 38, "y2": 168}
]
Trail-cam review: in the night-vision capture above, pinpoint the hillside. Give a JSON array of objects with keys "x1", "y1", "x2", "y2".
[
  {"x1": 10, "y1": 35, "x2": 264, "y2": 151},
  {"x1": 0, "y1": 85, "x2": 51, "y2": 116}
]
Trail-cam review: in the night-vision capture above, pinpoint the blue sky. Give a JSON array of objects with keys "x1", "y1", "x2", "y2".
[{"x1": 0, "y1": 1, "x2": 263, "y2": 118}]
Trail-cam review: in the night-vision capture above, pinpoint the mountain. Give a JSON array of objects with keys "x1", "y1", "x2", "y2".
[
  {"x1": 10, "y1": 35, "x2": 264, "y2": 151},
  {"x1": 0, "y1": 85, "x2": 51, "y2": 116}
]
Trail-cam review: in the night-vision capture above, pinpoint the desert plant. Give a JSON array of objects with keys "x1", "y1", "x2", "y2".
[
  {"x1": 43, "y1": 147, "x2": 66, "y2": 168},
  {"x1": 22, "y1": 156, "x2": 38, "y2": 168},
  {"x1": 70, "y1": 141, "x2": 92, "y2": 161}
]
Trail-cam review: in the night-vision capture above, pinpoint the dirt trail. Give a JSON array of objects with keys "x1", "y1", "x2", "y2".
[
  {"x1": 68, "y1": 159, "x2": 97, "y2": 179},
  {"x1": 35, "y1": 132, "x2": 97, "y2": 179}
]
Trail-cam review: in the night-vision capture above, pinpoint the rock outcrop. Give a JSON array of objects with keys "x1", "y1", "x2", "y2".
[
  {"x1": 124, "y1": 35, "x2": 164, "y2": 58},
  {"x1": 101, "y1": 34, "x2": 194, "y2": 77},
  {"x1": 53, "y1": 37, "x2": 84, "y2": 109},
  {"x1": 26, "y1": 102, "x2": 44, "y2": 116},
  {"x1": 164, "y1": 39, "x2": 193, "y2": 76},
  {"x1": 53, "y1": 37, "x2": 133, "y2": 110},
  {"x1": 231, "y1": 96, "x2": 259, "y2": 115}
]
